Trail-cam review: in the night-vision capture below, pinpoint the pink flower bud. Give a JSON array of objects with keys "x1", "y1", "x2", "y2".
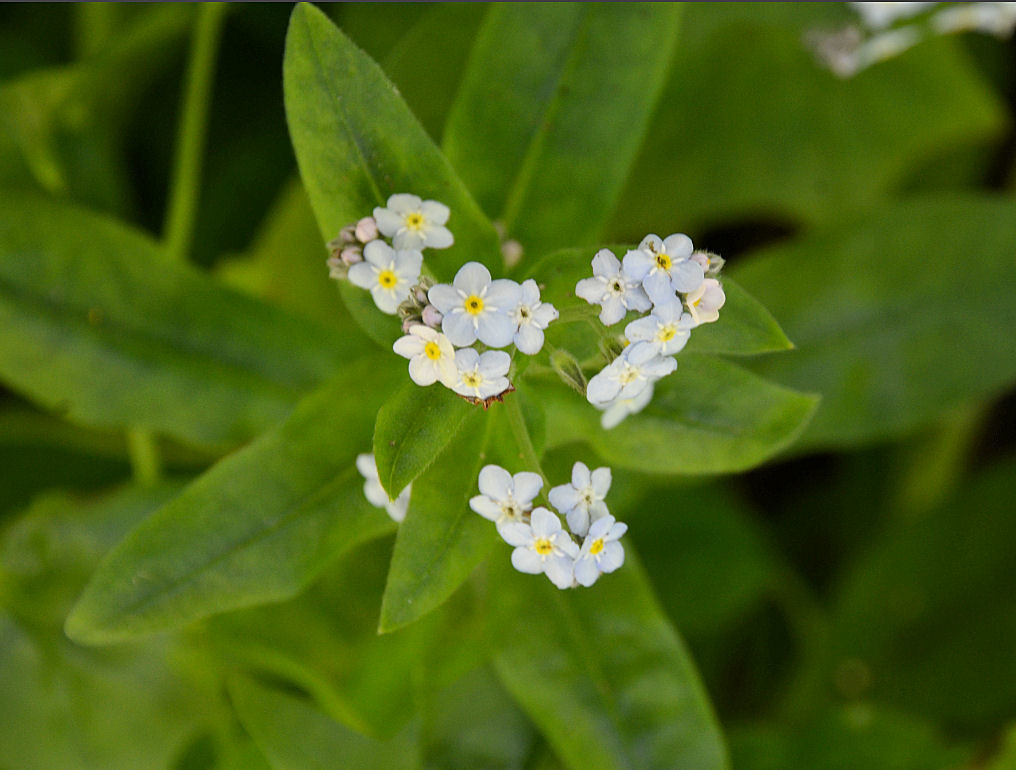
[
  {"x1": 414, "y1": 286, "x2": 429, "y2": 304},
  {"x1": 402, "y1": 316, "x2": 417, "y2": 334},
  {"x1": 340, "y1": 247, "x2": 363, "y2": 265},
  {"x1": 421, "y1": 304, "x2": 443, "y2": 328},
  {"x1": 355, "y1": 217, "x2": 378, "y2": 243}
]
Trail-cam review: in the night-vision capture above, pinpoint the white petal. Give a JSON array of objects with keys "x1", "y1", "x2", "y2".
[
  {"x1": 363, "y1": 239, "x2": 394, "y2": 268},
  {"x1": 478, "y1": 350, "x2": 511, "y2": 378},
  {"x1": 576, "y1": 276, "x2": 607, "y2": 303},
  {"x1": 588, "y1": 500, "x2": 610, "y2": 523},
  {"x1": 386, "y1": 193, "x2": 421, "y2": 213},
  {"x1": 663, "y1": 233, "x2": 694, "y2": 258},
  {"x1": 347, "y1": 262, "x2": 376, "y2": 289},
  {"x1": 453, "y1": 261, "x2": 491, "y2": 295},
  {"x1": 617, "y1": 377, "x2": 651, "y2": 402},
  {"x1": 531, "y1": 302, "x2": 558, "y2": 328},
  {"x1": 408, "y1": 355, "x2": 438, "y2": 386},
  {"x1": 392, "y1": 229, "x2": 426, "y2": 250},
  {"x1": 442, "y1": 311, "x2": 478, "y2": 346},
  {"x1": 373, "y1": 207, "x2": 403, "y2": 237},
  {"x1": 355, "y1": 453, "x2": 378, "y2": 480},
  {"x1": 500, "y1": 521, "x2": 532, "y2": 547},
  {"x1": 622, "y1": 248, "x2": 653, "y2": 282},
  {"x1": 587, "y1": 515, "x2": 614, "y2": 540},
  {"x1": 548, "y1": 484, "x2": 581, "y2": 513},
  {"x1": 670, "y1": 260, "x2": 705, "y2": 293},
  {"x1": 423, "y1": 225, "x2": 454, "y2": 249},
  {"x1": 370, "y1": 284, "x2": 402, "y2": 314},
  {"x1": 625, "y1": 341, "x2": 657, "y2": 367},
  {"x1": 427, "y1": 283, "x2": 461, "y2": 313},
  {"x1": 544, "y1": 555, "x2": 576, "y2": 589},
  {"x1": 476, "y1": 376, "x2": 508, "y2": 400},
  {"x1": 514, "y1": 324, "x2": 544, "y2": 355},
  {"x1": 641, "y1": 356, "x2": 677, "y2": 378},
  {"x1": 363, "y1": 478, "x2": 389, "y2": 508},
  {"x1": 419, "y1": 199, "x2": 450, "y2": 224},
  {"x1": 590, "y1": 467, "x2": 612, "y2": 497},
  {"x1": 625, "y1": 316, "x2": 659, "y2": 342},
  {"x1": 478, "y1": 464, "x2": 513, "y2": 501},
  {"x1": 392, "y1": 334, "x2": 425, "y2": 359},
  {"x1": 511, "y1": 547, "x2": 544, "y2": 575},
  {"x1": 642, "y1": 269, "x2": 673, "y2": 300},
  {"x1": 598, "y1": 297, "x2": 626, "y2": 326},
  {"x1": 600, "y1": 401, "x2": 629, "y2": 430},
  {"x1": 566, "y1": 506, "x2": 591, "y2": 538},
  {"x1": 519, "y1": 279, "x2": 540, "y2": 306},
  {"x1": 598, "y1": 541, "x2": 625, "y2": 572},
  {"x1": 591, "y1": 248, "x2": 620, "y2": 277},
  {"x1": 530, "y1": 507, "x2": 562, "y2": 538},
  {"x1": 661, "y1": 331, "x2": 690, "y2": 356},
  {"x1": 394, "y1": 249, "x2": 423, "y2": 280},
  {"x1": 476, "y1": 311, "x2": 516, "y2": 348},
  {"x1": 512, "y1": 472, "x2": 543, "y2": 506},
  {"x1": 484, "y1": 279, "x2": 521, "y2": 310},
  {"x1": 624, "y1": 285, "x2": 653, "y2": 313},
  {"x1": 586, "y1": 369, "x2": 621, "y2": 405},
  {"x1": 437, "y1": 358, "x2": 458, "y2": 388},
  {"x1": 573, "y1": 556, "x2": 600, "y2": 587},
  {"x1": 607, "y1": 521, "x2": 628, "y2": 541},
  {"x1": 638, "y1": 234, "x2": 663, "y2": 252},
  {"x1": 454, "y1": 346, "x2": 480, "y2": 370},
  {"x1": 571, "y1": 461, "x2": 591, "y2": 490},
  {"x1": 386, "y1": 494, "x2": 409, "y2": 523},
  {"x1": 469, "y1": 495, "x2": 502, "y2": 522}
]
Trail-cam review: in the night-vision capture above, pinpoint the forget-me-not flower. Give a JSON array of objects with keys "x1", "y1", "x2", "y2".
[
  {"x1": 501, "y1": 507, "x2": 579, "y2": 589},
  {"x1": 374, "y1": 193, "x2": 454, "y2": 250},
  {"x1": 573, "y1": 514, "x2": 627, "y2": 587},
  {"x1": 511, "y1": 279, "x2": 558, "y2": 355},
  {"x1": 548, "y1": 461, "x2": 612, "y2": 537},
  {"x1": 586, "y1": 341, "x2": 676, "y2": 407},
  {"x1": 469, "y1": 464, "x2": 543, "y2": 536},
  {"x1": 429, "y1": 262, "x2": 521, "y2": 347},
  {"x1": 392, "y1": 325, "x2": 457, "y2": 387},
  {"x1": 575, "y1": 248, "x2": 652, "y2": 326},
  {"x1": 347, "y1": 240, "x2": 422, "y2": 314},
  {"x1": 622, "y1": 233, "x2": 704, "y2": 297},
  {"x1": 451, "y1": 348, "x2": 511, "y2": 400},
  {"x1": 356, "y1": 453, "x2": 410, "y2": 523}
]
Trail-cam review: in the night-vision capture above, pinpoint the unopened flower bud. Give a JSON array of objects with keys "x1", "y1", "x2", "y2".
[
  {"x1": 340, "y1": 246, "x2": 363, "y2": 265},
  {"x1": 691, "y1": 250, "x2": 725, "y2": 276},
  {"x1": 550, "y1": 349, "x2": 587, "y2": 396},
  {"x1": 598, "y1": 336, "x2": 626, "y2": 363},
  {"x1": 401, "y1": 316, "x2": 418, "y2": 334},
  {"x1": 414, "y1": 285, "x2": 430, "y2": 304},
  {"x1": 421, "y1": 304, "x2": 443, "y2": 328},
  {"x1": 327, "y1": 255, "x2": 348, "y2": 280},
  {"x1": 502, "y1": 239, "x2": 524, "y2": 268},
  {"x1": 355, "y1": 216, "x2": 378, "y2": 243}
]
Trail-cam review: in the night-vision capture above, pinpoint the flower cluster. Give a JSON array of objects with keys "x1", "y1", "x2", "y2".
[
  {"x1": 470, "y1": 462, "x2": 627, "y2": 589},
  {"x1": 576, "y1": 233, "x2": 725, "y2": 428},
  {"x1": 808, "y1": 2, "x2": 1016, "y2": 78},
  {"x1": 356, "y1": 453, "x2": 410, "y2": 523}
]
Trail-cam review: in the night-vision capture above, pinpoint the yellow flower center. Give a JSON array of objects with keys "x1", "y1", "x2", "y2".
[
  {"x1": 590, "y1": 538, "x2": 605, "y2": 555},
  {"x1": 465, "y1": 295, "x2": 484, "y2": 315},
  {"x1": 405, "y1": 212, "x2": 424, "y2": 230},
  {"x1": 655, "y1": 252, "x2": 672, "y2": 270},
  {"x1": 424, "y1": 341, "x2": 442, "y2": 361},
  {"x1": 462, "y1": 371, "x2": 483, "y2": 388},
  {"x1": 691, "y1": 295, "x2": 702, "y2": 307},
  {"x1": 659, "y1": 326, "x2": 676, "y2": 342},
  {"x1": 534, "y1": 538, "x2": 554, "y2": 555},
  {"x1": 619, "y1": 366, "x2": 639, "y2": 385},
  {"x1": 610, "y1": 279, "x2": 624, "y2": 294},
  {"x1": 378, "y1": 270, "x2": 397, "y2": 288}
]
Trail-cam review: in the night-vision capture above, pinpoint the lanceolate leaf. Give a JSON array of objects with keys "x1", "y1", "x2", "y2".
[
  {"x1": 444, "y1": 4, "x2": 682, "y2": 258},
  {"x1": 283, "y1": 2, "x2": 500, "y2": 283},
  {"x1": 490, "y1": 553, "x2": 729, "y2": 770},
  {"x1": 0, "y1": 196, "x2": 358, "y2": 450},
  {"x1": 65, "y1": 356, "x2": 402, "y2": 644},
  {"x1": 374, "y1": 382, "x2": 473, "y2": 500},
  {"x1": 540, "y1": 355, "x2": 818, "y2": 474},
  {"x1": 380, "y1": 409, "x2": 498, "y2": 633},
  {"x1": 733, "y1": 195, "x2": 1016, "y2": 449}
]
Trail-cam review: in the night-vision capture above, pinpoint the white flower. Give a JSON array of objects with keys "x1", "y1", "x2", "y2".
[
  {"x1": 573, "y1": 515, "x2": 627, "y2": 587},
  {"x1": 501, "y1": 507, "x2": 579, "y2": 590},
  {"x1": 347, "y1": 240, "x2": 422, "y2": 314},
  {"x1": 451, "y1": 348, "x2": 511, "y2": 400},
  {"x1": 548, "y1": 461, "x2": 611, "y2": 538},
  {"x1": 685, "y1": 278, "x2": 726, "y2": 325},
  {"x1": 469, "y1": 464, "x2": 543, "y2": 536},
  {"x1": 392, "y1": 325, "x2": 457, "y2": 387},
  {"x1": 373, "y1": 193, "x2": 454, "y2": 250},
  {"x1": 512, "y1": 279, "x2": 558, "y2": 355},
  {"x1": 849, "y1": 1, "x2": 936, "y2": 30},
  {"x1": 624, "y1": 301, "x2": 695, "y2": 357},
  {"x1": 622, "y1": 233, "x2": 704, "y2": 297},
  {"x1": 355, "y1": 453, "x2": 410, "y2": 523},
  {"x1": 428, "y1": 262, "x2": 521, "y2": 347},
  {"x1": 585, "y1": 341, "x2": 676, "y2": 407},
  {"x1": 599, "y1": 382, "x2": 654, "y2": 430},
  {"x1": 575, "y1": 248, "x2": 652, "y2": 326}
]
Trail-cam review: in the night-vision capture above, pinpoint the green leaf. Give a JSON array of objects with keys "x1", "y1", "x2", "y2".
[
  {"x1": 65, "y1": 356, "x2": 402, "y2": 644},
  {"x1": 283, "y1": 2, "x2": 500, "y2": 282},
  {"x1": 0, "y1": 195, "x2": 360, "y2": 450},
  {"x1": 729, "y1": 705, "x2": 970, "y2": 770},
  {"x1": 525, "y1": 247, "x2": 792, "y2": 358},
  {"x1": 540, "y1": 354, "x2": 818, "y2": 474},
  {"x1": 379, "y1": 409, "x2": 497, "y2": 632},
  {"x1": 734, "y1": 195, "x2": 1016, "y2": 449},
  {"x1": 229, "y1": 675, "x2": 420, "y2": 770},
  {"x1": 444, "y1": 4, "x2": 682, "y2": 259},
  {"x1": 490, "y1": 552, "x2": 729, "y2": 770},
  {"x1": 373, "y1": 382, "x2": 472, "y2": 500},
  {"x1": 608, "y1": 4, "x2": 1006, "y2": 233}
]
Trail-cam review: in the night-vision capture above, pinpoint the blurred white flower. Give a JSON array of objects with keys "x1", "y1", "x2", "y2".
[
  {"x1": 599, "y1": 381, "x2": 655, "y2": 430},
  {"x1": 355, "y1": 453, "x2": 410, "y2": 523},
  {"x1": 586, "y1": 341, "x2": 676, "y2": 407}
]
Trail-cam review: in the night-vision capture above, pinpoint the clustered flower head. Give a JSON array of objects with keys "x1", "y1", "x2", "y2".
[
  {"x1": 471, "y1": 461, "x2": 627, "y2": 589},
  {"x1": 576, "y1": 232, "x2": 726, "y2": 428},
  {"x1": 327, "y1": 192, "x2": 558, "y2": 406},
  {"x1": 808, "y1": 2, "x2": 1016, "y2": 78}
]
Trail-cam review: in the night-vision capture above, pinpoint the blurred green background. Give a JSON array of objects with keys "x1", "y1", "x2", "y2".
[{"x1": 1, "y1": 3, "x2": 1016, "y2": 768}]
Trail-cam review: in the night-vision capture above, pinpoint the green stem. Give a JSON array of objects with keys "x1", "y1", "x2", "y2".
[
  {"x1": 162, "y1": 2, "x2": 228, "y2": 262},
  {"x1": 126, "y1": 427, "x2": 162, "y2": 487},
  {"x1": 556, "y1": 304, "x2": 600, "y2": 324},
  {"x1": 504, "y1": 393, "x2": 548, "y2": 488}
]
